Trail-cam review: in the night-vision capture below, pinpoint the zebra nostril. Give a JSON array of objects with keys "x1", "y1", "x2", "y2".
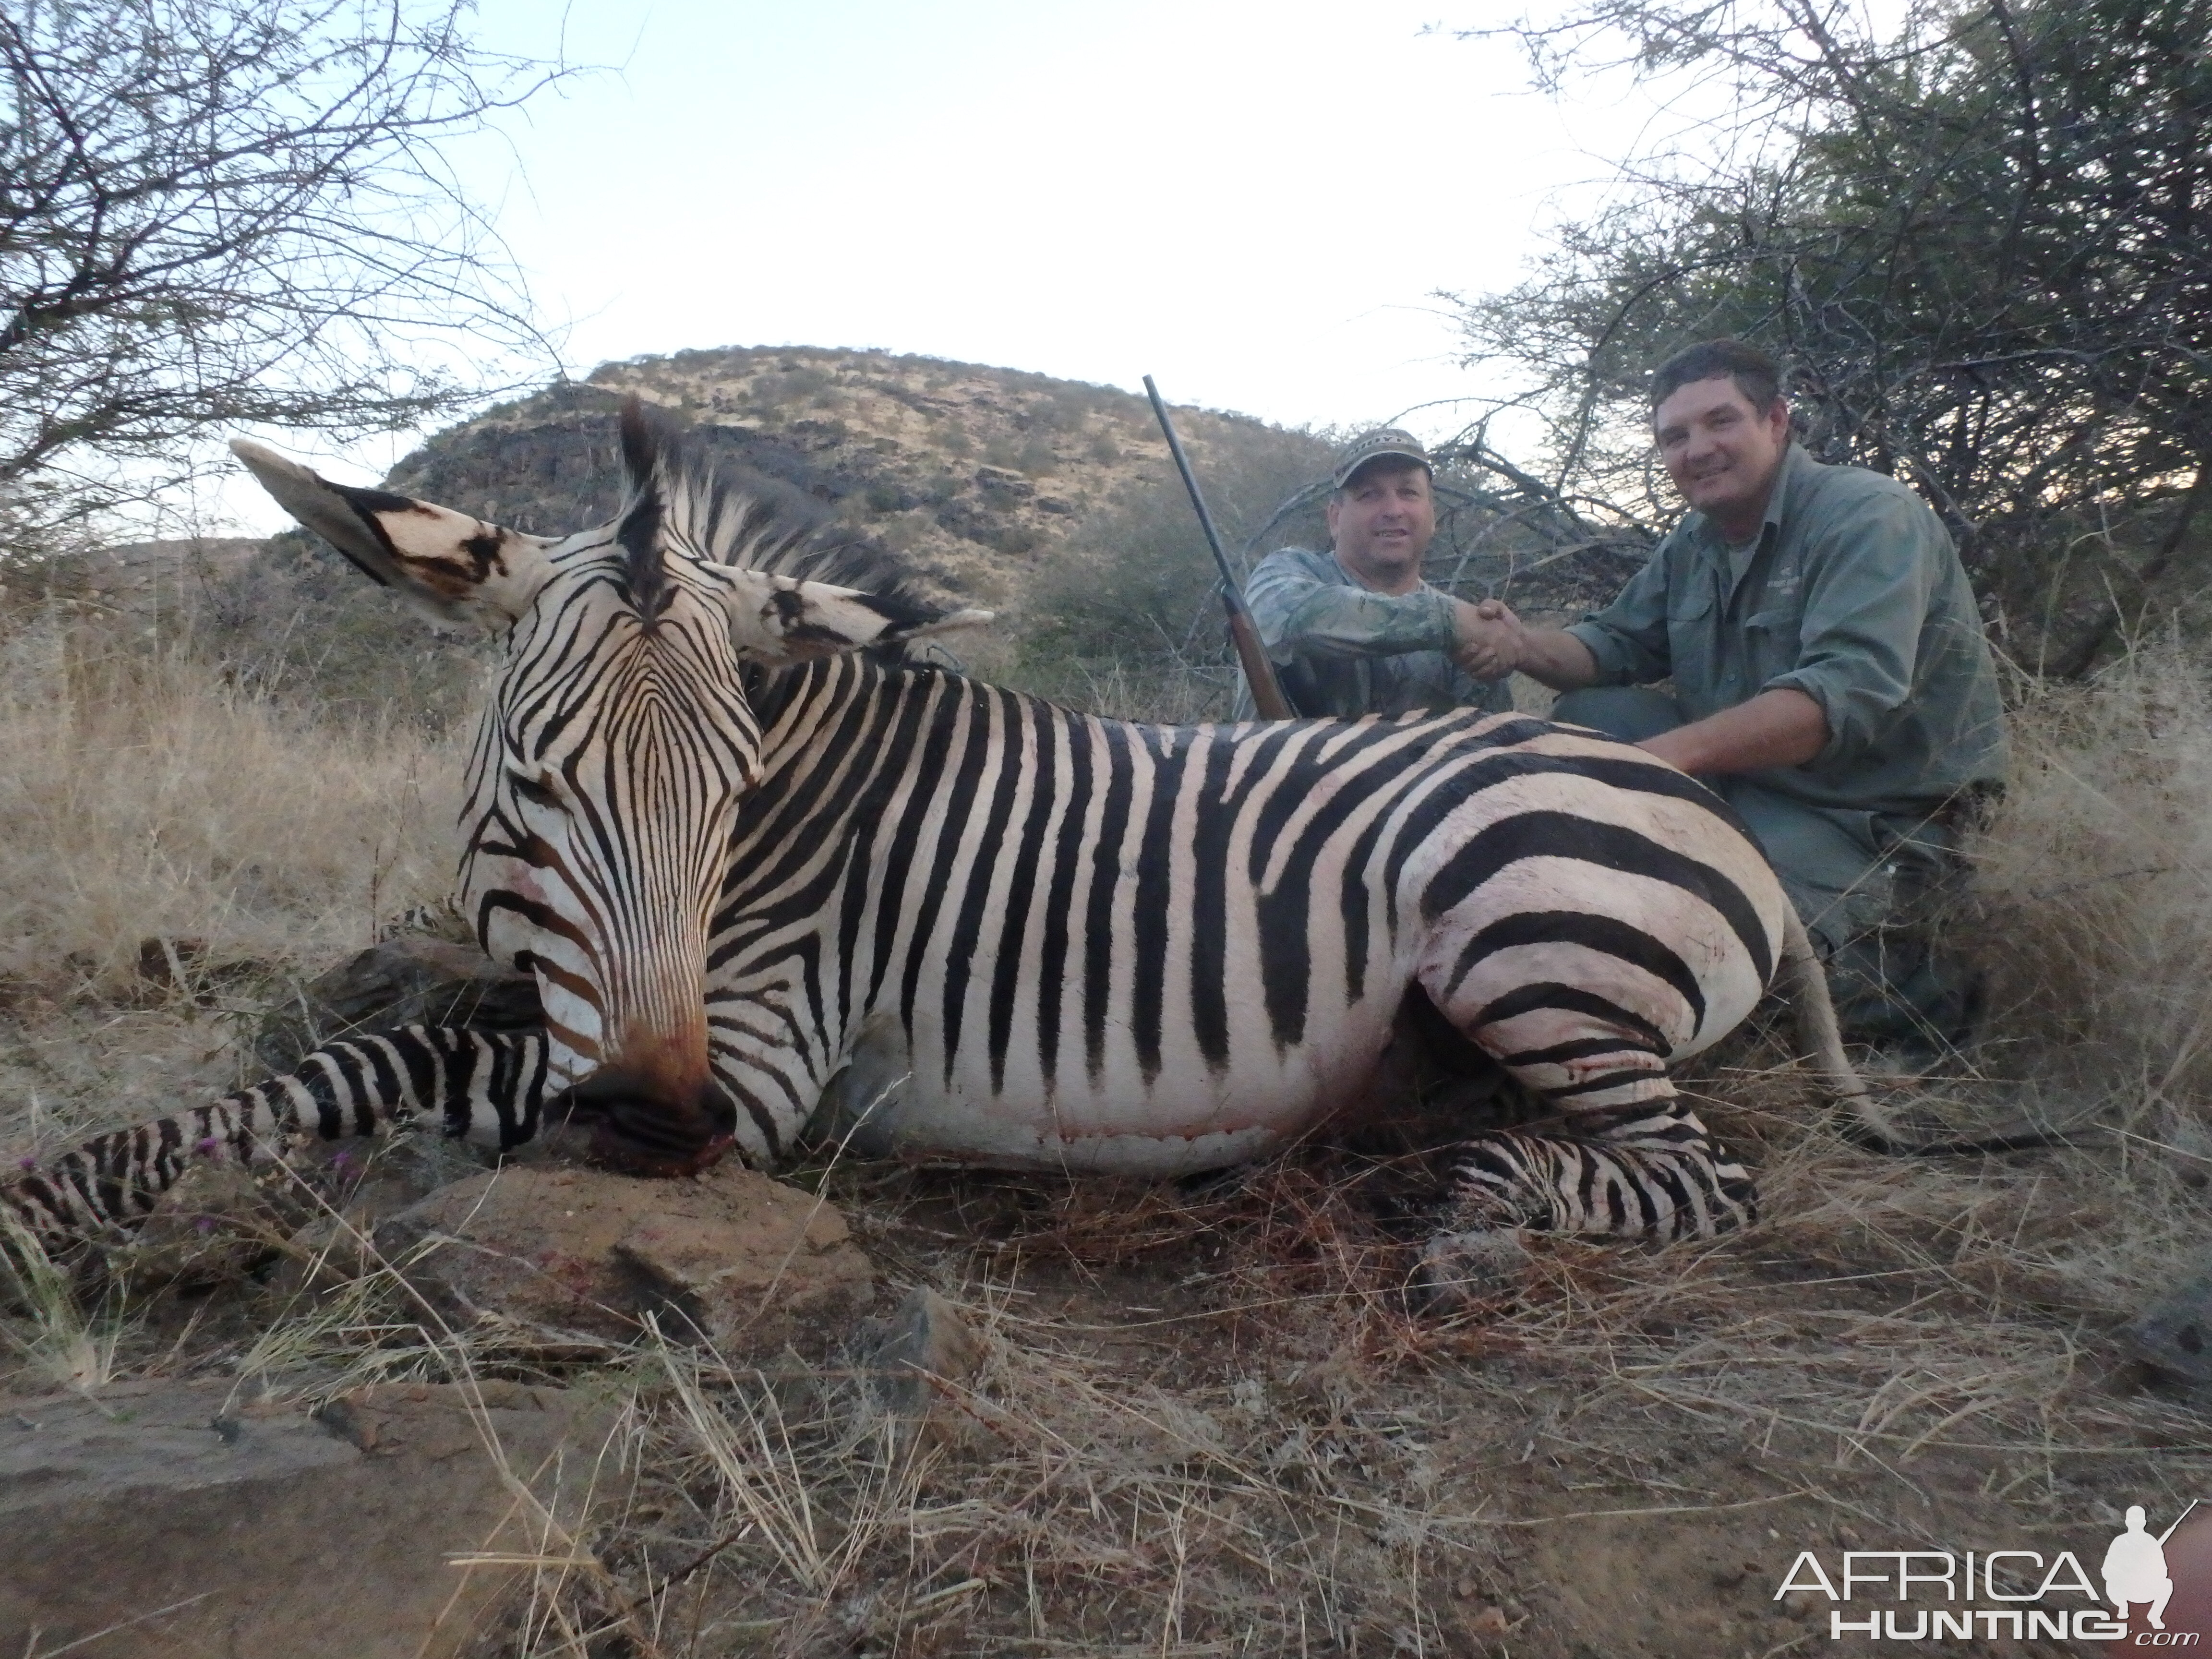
[
  {"x1": 701, "y1": 1080, "x2": 738, "y2": 1139},
  {"x1": 550, "y1": 1067, "x2": 734, "y2": 1178},
  {"x1": 587, "y1": 1120, "x2": 733, "y2": 1178}
]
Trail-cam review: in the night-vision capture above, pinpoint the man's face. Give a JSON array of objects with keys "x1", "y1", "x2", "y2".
[
  {"x1": 1326, "y1": 462, "x2": 1436, "y2": 593},
  {"x1": 1653, "y1": 375, "x2": 1792, "y2": 535}
]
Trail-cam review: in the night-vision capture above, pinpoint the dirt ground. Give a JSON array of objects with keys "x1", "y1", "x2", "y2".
[
  {"x1": 5, "y1": 980, "x2": 2206, "y2": 1659},
  {"x1": 807, "y1": 1112, "x2": 2207, "y2": 1659}
]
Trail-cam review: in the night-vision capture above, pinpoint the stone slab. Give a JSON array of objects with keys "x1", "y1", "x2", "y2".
[
  {"x1": 374, "y1": 1162, "x2": 875, "y2": 1357},
  {"x1": 0, "y1": 1377, "x2": 613, "y2": 1659}
]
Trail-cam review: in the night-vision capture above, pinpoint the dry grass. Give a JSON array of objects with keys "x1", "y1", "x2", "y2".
[
  {"x1": 0, "y1": 602, "x2": 460, "y2": 1151},
  {"x1": 3, "y1": 598, "x2": 2211, "y2": 1656},
  {"x1": 1965, "y1": 632, "x2": 2212, "y2": 1119},
  {"x1": 0, "y1": 608, "x2": 459, "y2": 994}
]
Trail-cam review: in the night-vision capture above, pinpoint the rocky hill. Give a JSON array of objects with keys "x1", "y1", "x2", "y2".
[
  {"x1": 382, "y1": 346, "x2": 1334, "y2": 609},
  {"x1": 36, "y1": 346, "x2": 1638, "y2": 727}
]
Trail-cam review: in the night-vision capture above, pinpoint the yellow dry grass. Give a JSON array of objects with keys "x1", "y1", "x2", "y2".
[
  {"x1": 0, "y1": 601, "x2": 461, "y2": 1152},
  {"x1": 1966, "y1": 632, "x2": 2212, "y2": 1115},
  {"x1": 0, "y1": 610, "x2": 460, "y2": 993}
]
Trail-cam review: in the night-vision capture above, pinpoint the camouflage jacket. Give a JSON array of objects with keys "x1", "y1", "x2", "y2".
[{"x1": 1239, "y1": 546, "x2": 1511, "y2": 720}]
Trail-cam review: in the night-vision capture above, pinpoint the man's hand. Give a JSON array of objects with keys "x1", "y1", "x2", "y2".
[
  {"x1": 1452, "y1": 599, "x2": 1604, "y2": 690},
  {"x1": 1451, "y1": 597, "x2": 1525, "y2": 680}
]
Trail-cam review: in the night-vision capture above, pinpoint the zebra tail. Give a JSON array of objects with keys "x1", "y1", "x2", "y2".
[
  {"x1": 1776, "y1": 911, "x2": 2087, "y2": 1155},
  {"x1": 1775, "y1": 906, "x2": 1901, "y2": 1146}
]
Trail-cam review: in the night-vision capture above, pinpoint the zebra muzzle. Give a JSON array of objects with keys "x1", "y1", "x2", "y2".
[{"x1": 546, "y1": 1067, "x2": 739, "y2": 1178}]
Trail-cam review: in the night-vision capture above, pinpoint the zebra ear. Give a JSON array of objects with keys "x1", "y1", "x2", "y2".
[
  {"x1": 718, "y1": 569, "x2": 993, "y2": 664},
  {"x1": 229, "y1": 439, "x2": 556, "y2": 627}
]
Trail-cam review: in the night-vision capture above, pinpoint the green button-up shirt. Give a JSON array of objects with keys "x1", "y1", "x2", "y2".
[
  {"x1": 1243, "y1": 546, "x2": 1512, "y2": 719},
  {"x1": 1564, "y1": 445, "x2": 2008, "y2": 815}
]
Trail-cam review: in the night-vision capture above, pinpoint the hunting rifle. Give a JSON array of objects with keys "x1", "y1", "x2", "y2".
[{"x1": 1142, "y1": 375, "x2": 1297, "y2": 720}]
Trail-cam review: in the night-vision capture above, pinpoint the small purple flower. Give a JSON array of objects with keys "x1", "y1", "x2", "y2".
[
  {"x1": 17, "y1": 1155, "x2": 37, "y2": 1171},
  {"x1": 195, "y1": 1137, "x2": 220, "y2": 1157},
  {"x1": 193, "y1": 1215, "x2": 216, "y2": 1235}
]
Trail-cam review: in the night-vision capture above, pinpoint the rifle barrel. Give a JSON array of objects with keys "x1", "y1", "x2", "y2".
[
  {"x1": 1142, "y1": 375, "x2": 1296, "y2": 719},
  {"x1": 2158, "y1": 1498, "x2": 2201, "y2": 1545},
  {"x1": 1143, "y1": 377, "x2": 1241, "y2": 596}
]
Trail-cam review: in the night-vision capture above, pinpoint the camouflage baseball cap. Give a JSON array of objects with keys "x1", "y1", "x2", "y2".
[{"x1": 1330, "y1": 427, "x2": 1433, "y2": 490}]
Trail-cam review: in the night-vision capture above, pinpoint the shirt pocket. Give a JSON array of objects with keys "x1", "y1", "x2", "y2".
[
  {"x1": 1665, "y1": 586, "x2": 1716, "y2": 687},
  {"x1": 1742, "y1": 605, "x2": 1803, "y2": 686}
]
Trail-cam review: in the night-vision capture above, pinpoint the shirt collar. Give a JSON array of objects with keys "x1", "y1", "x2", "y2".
[
  {"x1": 1328, "y1": 548, "x2": 1432, "y2": 598},
  {"x1": 1690, "y1": 443, "x2": 1811, "y2": 597}
]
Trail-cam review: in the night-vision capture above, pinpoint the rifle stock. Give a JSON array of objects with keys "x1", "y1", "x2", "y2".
[
  {"x1": 1142, "y1": 375, "x2": 1298, "y2": 720},
  {"x1": 1223, "y1": 595, "x2": 1294, "y2": 720}
]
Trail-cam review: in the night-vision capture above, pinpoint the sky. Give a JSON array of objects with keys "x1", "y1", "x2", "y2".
[{"x1": 215, "y1": 0, "x2": 1663, "y2": 530}]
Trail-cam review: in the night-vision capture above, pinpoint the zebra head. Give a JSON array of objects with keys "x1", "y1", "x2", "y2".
[{"x1": 230, "y1": 399, "x2": 987, "y2": 1176}]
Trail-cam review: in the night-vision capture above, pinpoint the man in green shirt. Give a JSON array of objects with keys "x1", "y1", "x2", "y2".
[
  {"x1": 1458, "y1": 339, "x2": 2008, "y2": 1053},
  {"x1": 1243, "y1": 429, "x2": 1514, "y2": 719}
]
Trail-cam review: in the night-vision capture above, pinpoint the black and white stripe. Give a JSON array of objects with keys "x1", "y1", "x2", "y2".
[
  {"x1": 6, "y1": 406, "x2": 1866, "y2": 1260},
  {"x1": 8, "y1": 1030, "x2": 551, "y2": 1246}
]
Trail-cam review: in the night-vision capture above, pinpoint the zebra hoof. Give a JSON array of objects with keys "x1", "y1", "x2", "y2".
[{"x1": 1414, "y1": 1227, "x2": 1531, "y2": 1316}]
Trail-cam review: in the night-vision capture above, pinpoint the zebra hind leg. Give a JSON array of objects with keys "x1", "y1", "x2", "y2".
[
  {"x1": 1416, "y1": 1097, "x2": 1757, "y2": 1309},
  {"x1": 2, "y1": 1027, "x2": 553, "y2": 1261}
]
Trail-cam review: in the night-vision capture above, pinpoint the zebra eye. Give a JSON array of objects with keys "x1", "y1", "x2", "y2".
[{"x1": 507, "y1": 770, "x2": 562, "y2": 809}]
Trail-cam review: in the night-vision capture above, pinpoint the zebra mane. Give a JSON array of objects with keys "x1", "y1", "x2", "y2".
[
  {"x1": 613, "y1": 395, "x2": 939, "y2": 629},
  {"x1": 616, "y1": 398, "x2": 672, "y2": 623}
]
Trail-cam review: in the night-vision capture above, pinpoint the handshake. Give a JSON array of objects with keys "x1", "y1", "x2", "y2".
[{"x1": 1450, "y1": 597, "x2": 1527, "y2": 681}]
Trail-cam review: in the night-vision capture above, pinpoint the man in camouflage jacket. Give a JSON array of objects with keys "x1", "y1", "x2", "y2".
[{"x1": 1241, "y1": 429, "x2": 1513, "y2": 721}]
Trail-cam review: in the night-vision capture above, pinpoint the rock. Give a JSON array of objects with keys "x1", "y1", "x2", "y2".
[
  {"x1": 853, "y1": 1286, "x2": 984, "y2": 1449},
  {"x1": 2128, "y1": 1252, "x2": 2212, "y2": 1384},
  {"x1": 973, "y1": 463, "x2": 1035, "y2": 499},
  {"x1": 0, "y1": 1377, "x2": 613, "y2": 1658},
  {"x1": 1467, "y1": 1602, "x2": 1513, "y2": 1639},
  {"x1": 117, "y1": 936, "x2": 263, "y2": 1008},
  {"x1": 261, "y1": 1135, "x2": 502, "y2": 1302},
  {"x1": 375, "y1": 1163, "x2": 874, "y2": 1356},
  {"x1": 134, "y1": 934, "x2": 204, "y2": 989},
  {"x1": 255, "y1": 937, "x2": 542, "y2": 1074}
]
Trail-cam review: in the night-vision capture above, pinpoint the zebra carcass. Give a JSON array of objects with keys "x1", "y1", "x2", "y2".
[{"x1": 4, "y1": 400, "x2": 1878, "y2": 1277}]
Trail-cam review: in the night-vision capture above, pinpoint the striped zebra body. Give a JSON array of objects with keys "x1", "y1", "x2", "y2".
[
  {"x1": 688, "y1": 660, "x2": 1779, "y2": 1190},
  {"x1": 4, "y1": 401, "x2": 1859, "y2": 1264}
]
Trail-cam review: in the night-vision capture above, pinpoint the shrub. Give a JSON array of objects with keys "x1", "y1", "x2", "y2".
[
  {"x1": 191, "y1": 534, "x2": 486, "y2": 733},
  {"x1": 1014, "y1": 433, "x2": 1058, "y2": 479},
  {"x1": 1015, "y1": 418, "x2": 1332, "y2": 673}
]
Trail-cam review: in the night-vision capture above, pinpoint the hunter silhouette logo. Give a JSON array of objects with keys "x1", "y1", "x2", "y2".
[{"x1": 2105, "y1": 1503, "x2": 2194, "y2": 1632}]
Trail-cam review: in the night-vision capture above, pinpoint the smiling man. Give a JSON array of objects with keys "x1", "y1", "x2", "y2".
[
  {"x1": 1241, "y1": 428, "x2": 1513, "y2": 720},
  {"x1": 1456, "y1": 339, "x2": 2008, "y2": 1055}
]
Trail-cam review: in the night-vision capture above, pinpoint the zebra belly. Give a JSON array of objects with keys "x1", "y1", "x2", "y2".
[{"x1": 808, "y1": 999, "x2": 1398, "y2": 1176}]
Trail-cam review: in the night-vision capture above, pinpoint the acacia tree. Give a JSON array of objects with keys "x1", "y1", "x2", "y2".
[
  {"x1": 0, "y1": 0, "x2": 566, "y2": 547},
  {"x1": 1447, "y1": 0, "x2": 2212, "y2": 673}
]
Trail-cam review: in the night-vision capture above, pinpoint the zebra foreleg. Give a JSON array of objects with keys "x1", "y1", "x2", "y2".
[{"x1": 3, "y1": 1027, "x2": 553, "y2": 1257}]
